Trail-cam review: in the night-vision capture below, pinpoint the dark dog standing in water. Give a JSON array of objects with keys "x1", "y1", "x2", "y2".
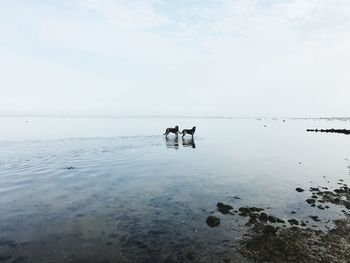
[
  {"x1": 180, "y1": 127, "x2": 196, "y2": 138},
  {"x1": 163, "y1": 126, "x2": 179, "y2": 137}
]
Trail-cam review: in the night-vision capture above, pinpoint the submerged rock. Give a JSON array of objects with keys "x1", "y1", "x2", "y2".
[
  {"x1": 296, "y1": 187, "x2": 304, "y2": 192},
  {"x1": 306, "y1": 199, "x2": 316, "y2": 204},
  {"x1": 207, "y1": 216, "x2": 220, "y2": 227},
  {"x1": 309, "y1": 216, "x2": 321, "y2": 222},
  {"x1": 239, "y1": 207, "x2": 250, "y2": 213},
  {"x1": 217, "y1": 202, "x2": 233, "y2": 214},
  {"x1": 239, "y1": 207, "x2": 264, "y2": 214},
  {"x1": 317, "y1": 205, "x2": 325, "y2": 210}
]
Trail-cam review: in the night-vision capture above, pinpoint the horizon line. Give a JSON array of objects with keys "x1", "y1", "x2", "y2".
[{"x1": 0, "y1": 114, "x2": 349, "y2": 120}]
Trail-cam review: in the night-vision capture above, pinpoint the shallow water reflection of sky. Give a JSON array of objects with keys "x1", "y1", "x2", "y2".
[{"x1": 1, "y1": 117, "x2": 350, "y2": 262}]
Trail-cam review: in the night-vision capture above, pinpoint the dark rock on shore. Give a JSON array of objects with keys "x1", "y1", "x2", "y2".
[
  {"x1": 263, "y1": 225, "x2": 278, "y2": 235},
  {"x1": 300, "y1": 221, "x2": 307, "y2": 227},
  {"x1": 295, "y1": 187, "x2": 304, "y2": 192},
  {"x1": 306, "y1": 184, "x2": 350, "y2": 210},
  {"x1": 249, "y1": 207, "x2": 264, "y2": 212},
  {"x1": 288, "y1": 219, "x2": 299, "y2": 225},
  {"x1": 306, "y1": 199, "x2": 316, "y2": 204},
  {"x1": 207, "y1": 216, "x2": 220, "y2": 227},
  {"x1": 258, "y1": 212, "x2": 268, "y2": 223},
  {"x1": 236, "y1": 207, "x2": 285, "y2": 226},
  {"x1": 217, "y1": 202, "x2": 233, "y2": 214},
  {"x1": 238, "y1": 181, "x2": 350, "y2": 262},
  {"x1": 268, "y1": 215, "x2": 284, "y2": 223},
  {"x1": 241, "y1": 219, "x2": 350, "y2": 262},
  {"x1": 239, "y1": 207, "x2": 250, "y2": 214},
  {"x1": 238, "y1": 207, "x2": 264, "y2": 217}
]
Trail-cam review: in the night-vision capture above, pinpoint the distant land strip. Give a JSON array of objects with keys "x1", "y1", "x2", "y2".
[{"x1": 307, "y1": 129, "x2": 350, "y2": 135}]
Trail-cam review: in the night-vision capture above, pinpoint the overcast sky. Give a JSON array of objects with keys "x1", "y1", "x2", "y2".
[{"x1": 0, "y1": 0, "x2": 349, "y2": 117}]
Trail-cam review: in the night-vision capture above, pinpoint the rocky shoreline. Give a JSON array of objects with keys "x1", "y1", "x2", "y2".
[
  {"x1": 306, "y1": 128, "x2": 350, "y2": 135},
  {"x1": 240, "y1": 218, "x2": 350, "y2": 262},
  {"x1": 208, "y1": 180, "x2": 350, "y2": 262}
]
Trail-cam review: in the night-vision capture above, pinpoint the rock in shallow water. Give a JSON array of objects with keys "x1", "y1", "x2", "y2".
[
  {"x1": 306, "y1": 199, "x2": 316, "y2": 204},
  {"x1": 258, "y1": 212, "x2": 268, "y2": 222},
  {"x1": 288, "y1": 219, "x2": 299, "y2": 226},
  {"x1": 309, "y1": 215, "x2": 321, "y2": 222},
  {"x1": 207, "y1": 216, "x2": 220, "y2": 227},
  {"x1": 268, "y1": 215, "x2": 285, "y2": 223},
  {"x1": 217, "y1": 202, "x2": 233, "y2": 214}
]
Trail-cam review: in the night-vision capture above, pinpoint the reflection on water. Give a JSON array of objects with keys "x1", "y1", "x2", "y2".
[
  {"x1": 165, "y1": 136, "x2": 179, "y2": 149},
  {"x1": 182, "y1": 138, "x2": 196, "y2": 148},
  {"x1": 1, "y1": 117, "x2": 350, "y2": 262},
  {"x1": 165, "y1": 137, "x2": 196, "y2": 149}
]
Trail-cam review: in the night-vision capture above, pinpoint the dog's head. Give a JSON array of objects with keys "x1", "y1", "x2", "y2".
[
  {"x1": 193, "y1": 126, "x2": 196, "y2": 131},
  {"x1": 175, "y1": 125, "x2": 179, "y2": 130}
]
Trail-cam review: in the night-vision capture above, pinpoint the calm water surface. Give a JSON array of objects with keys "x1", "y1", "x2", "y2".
[{"x1": 1, "y1": 117, "x2": 350, "y2": 262}]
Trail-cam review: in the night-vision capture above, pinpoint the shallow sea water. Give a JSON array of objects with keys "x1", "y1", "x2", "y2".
[{"x1": 1, "y1": 117, "x2": 350, "y2": 262}]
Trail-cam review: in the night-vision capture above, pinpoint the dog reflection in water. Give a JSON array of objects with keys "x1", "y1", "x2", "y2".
[
  {"x1": 182, "y1": 137, "x2": 196, "y2": 148},
  {"x1": 165, "y1": 137, "x2": 196, "y2": 149},
  {"x1": 165, "y1": 136, "x2": 179, "y2": 149}
]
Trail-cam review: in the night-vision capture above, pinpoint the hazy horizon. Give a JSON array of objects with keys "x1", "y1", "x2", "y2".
[{"x1": 1, "y1": 113, "x2": 350, "y2": 119}]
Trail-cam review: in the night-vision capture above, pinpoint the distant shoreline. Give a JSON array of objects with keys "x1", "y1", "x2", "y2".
[{"x1": 0, "y1": 114, "x2": 349, "y2": 120}]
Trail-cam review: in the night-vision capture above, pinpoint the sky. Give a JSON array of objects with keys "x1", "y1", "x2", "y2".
[{"x1": 0, "y1": 0, "x2": 350, "y2": 117}]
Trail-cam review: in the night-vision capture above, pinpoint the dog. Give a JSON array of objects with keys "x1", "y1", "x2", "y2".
[
  {"x1": 163, "y1": 125, "x2": 179, "y2": 137},
  {"x1": 180, "y1": 126, "x2": 196, "y2": 138}
]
